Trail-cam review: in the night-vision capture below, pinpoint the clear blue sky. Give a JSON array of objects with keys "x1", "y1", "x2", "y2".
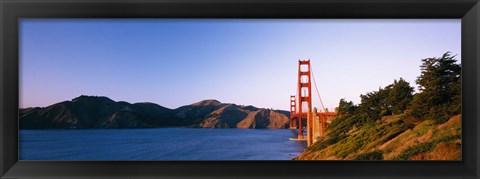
[{"x1": 19, "y1": 19, "x2": 461, "y2": 111}]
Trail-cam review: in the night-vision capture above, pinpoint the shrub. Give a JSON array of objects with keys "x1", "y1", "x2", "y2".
[
  {"x1": 394, "y1": 141, "x2": 435, "y2": 160},
  {"x1": 394, "y1": 134, "x2": 461, "y2": 160},
  {"x1": 307, "y1": 134, "x2": 345, "y2": 152},
  {"x1": 355, "y1": 150, "x2": 384, "y2": 160}
]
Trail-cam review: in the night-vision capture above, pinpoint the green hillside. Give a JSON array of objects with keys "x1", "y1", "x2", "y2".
[
  {"x1": 294, "y1": 114, "x2": 461, "y2": 160},
  {"x1": 295, "y1": 52, "x2": 461, "y2": 160}
]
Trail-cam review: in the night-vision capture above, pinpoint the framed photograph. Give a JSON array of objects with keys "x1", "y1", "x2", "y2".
[{"x1": 1, "y1": 0, "x2": 479, "y2": 178}]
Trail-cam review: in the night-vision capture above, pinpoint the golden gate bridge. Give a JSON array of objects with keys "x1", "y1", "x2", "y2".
[{"x1": 289, "y1": 59, "x2": 337, "y2": 147}]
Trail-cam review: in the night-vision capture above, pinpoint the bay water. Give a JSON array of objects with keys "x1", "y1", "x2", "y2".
[{"x1": 19, "y1": 128, "x2": 306, "y2": 160}]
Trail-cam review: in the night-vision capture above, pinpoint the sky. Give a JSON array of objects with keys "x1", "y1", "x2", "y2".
[{"x1": 19, "y1": 19, "x2": 461, "y2": 111}]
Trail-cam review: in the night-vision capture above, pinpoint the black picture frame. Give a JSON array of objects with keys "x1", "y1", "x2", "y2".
[{"x1": 1, "y1": 0, "x2": 479, "y2": 178}]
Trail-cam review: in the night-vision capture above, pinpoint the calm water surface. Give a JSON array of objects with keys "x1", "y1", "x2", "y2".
[{"x1": 20, "y1": 128, "x2": 306, "y2": 160}]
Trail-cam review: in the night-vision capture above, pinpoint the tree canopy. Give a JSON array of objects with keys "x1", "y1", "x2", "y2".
[
  {"x1": 410, "y1": 52, "x2": 461, "y2": 123},
  {"x1": 327, "y1": 52, "x2": 460, "y2": 137}
]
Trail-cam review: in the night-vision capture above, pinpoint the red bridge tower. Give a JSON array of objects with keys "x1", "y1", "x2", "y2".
[{"x1": 290, "y1": 59, "x2": 312, "y2": 139}]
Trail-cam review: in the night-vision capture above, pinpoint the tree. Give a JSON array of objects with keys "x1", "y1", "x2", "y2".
[
  {"x1": 336, "y1": 98, "x2": 356, "y2": 115},
  {"x1": 354, "y1": 78, "x2": 414, "y2": 122},
  {"x1": 388, "y1": 78, "x2": 414, "y2": 115},
  {"x1": 358, "y1": 86, "x2": 392, "y2": 120},
  {"x1": 411, "y1": 52, "x2": 461, "y2": 123}
]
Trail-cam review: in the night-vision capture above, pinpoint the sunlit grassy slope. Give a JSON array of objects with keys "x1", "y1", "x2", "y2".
[{"x1": 294, "y1": 115, "x2": 461, "y2": 160}]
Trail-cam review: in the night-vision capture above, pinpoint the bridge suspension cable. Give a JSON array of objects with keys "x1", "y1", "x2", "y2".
[{"x1": 310, "y1": 67, "x2": 327, "y2": 112}]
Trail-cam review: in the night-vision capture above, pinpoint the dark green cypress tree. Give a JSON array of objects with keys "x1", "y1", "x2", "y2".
[
  {"x1": 411, "y1": 52, "x2": 461, "y2": 123},
  {"x1": 388, "y1": 78, "x2": 414, "y2": 115}
]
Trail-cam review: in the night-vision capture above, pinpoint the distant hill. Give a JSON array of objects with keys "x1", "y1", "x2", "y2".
[
  {"x1": 19, "y1": 95, "x2": 290, "y2": 129},
  {"x1": 197, "y1": 103, "x2": 289, "y2": 128}
]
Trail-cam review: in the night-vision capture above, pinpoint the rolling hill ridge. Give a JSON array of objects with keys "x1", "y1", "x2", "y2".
[{"x1": 20, "y1": 95, "x2": 290, "y2": 129}]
